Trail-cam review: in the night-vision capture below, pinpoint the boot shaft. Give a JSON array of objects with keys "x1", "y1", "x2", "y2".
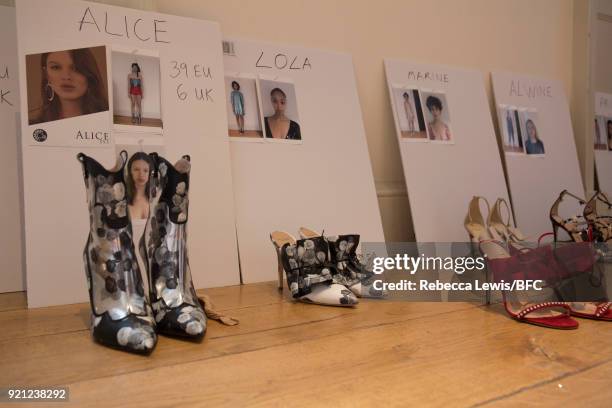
[{"x1": 144, "y1": 153, "x2": 199, "y2": 310}]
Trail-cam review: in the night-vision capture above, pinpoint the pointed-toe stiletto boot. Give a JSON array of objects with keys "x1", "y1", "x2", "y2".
[
  {"x1": 77, "y1": 151, "x2": 157, "y2": 354},
  {"x1": 143, "y1": 154, "x2": 207, "y2": 340},
  {"x1": 270, "y1": 231, "x2": 358, "y2": 306},
  {"x1": 298, "y1": 227, "x2": 383, "y2": 298}
]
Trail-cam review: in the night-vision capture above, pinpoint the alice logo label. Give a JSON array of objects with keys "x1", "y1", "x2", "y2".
[
  {"x1": 32, "y1": 129, "x2": 47, "y2": 142},
  {"x1": 76, "y1": 130, "x2": 110, "y2": 144}
]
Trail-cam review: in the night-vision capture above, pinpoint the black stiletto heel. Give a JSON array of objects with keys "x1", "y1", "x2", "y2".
[{"x1": 549, "y1": 190, "x2": 588, "y2": 243}]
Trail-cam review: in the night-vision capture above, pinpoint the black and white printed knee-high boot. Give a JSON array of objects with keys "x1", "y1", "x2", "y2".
[
  {"x1": 142, "y1": 153, "x2": 207, "y2": 340},
  {"x1": 77, "y1": 151, "x2": 157, "y2": 354}
]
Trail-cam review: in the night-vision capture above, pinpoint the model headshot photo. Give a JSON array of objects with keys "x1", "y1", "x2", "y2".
[
  {"x1": 392, "y1": 87, "x2": 427, "y2": 140},
  {"x1": 26, "y1": 46, "x2": 109, "y2": 125},
  {"x1": 499, "y1": 107, "x2": 524, "y2": 154},
  {"x1": 259, "y1": 79, "x2": 301, "y2": 141},
  {"x1": 224, "y1": 75, "x2": 263, "y2": 138},
  {"x1": 522, "y1": 114, "x2": 545, "y2": 155},
  {"x1": 422, "y1": 92, "x2": 453, "y2": 142},
  {"x1": 126, "y1": 151, "x2": 153, "y2": 220},
  {"x1": 115, "y1": 145, "x2": 163, "y2": 287},
  {"x1": 112, "y1": 50, "x2": 163, "y2": 129}
]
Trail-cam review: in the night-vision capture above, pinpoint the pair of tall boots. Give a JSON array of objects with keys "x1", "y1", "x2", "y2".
[{"x1": 77, "y1": 151, "x2": 206, "y2": 354}]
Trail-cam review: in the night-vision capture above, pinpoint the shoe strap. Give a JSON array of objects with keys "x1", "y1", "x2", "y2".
[
  {"x1": 595, "y1": 302, "x2": 612, "y2": 318},
  {"x1": 515, "y1": 302, "x2": 570, "y2": 319}
]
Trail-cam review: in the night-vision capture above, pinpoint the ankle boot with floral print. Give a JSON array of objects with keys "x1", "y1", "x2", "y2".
[
  {"x1": 327, "y1": 235, "x2": 383, "y2": 298},
  {"x1": 77, "y1": 151, "x2": 157, "y2": 354},
  {"x1": 142, "y1": 154, "x2": 206, "y2": 340},
  {"x1": 279, "y1": 236, "x2": 358, "y2": 306}
]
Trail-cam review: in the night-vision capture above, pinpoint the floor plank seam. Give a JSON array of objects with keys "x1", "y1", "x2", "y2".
[
  {"x1": 469, "y1": 357, "x2": 612, "y2": 407},
  {"x1": 0, "y1": 307, "x2": 29, "y2": 313},
  {"x1": 206, "y1": 314, "x2": 348, "y2": 340},
  {"x1": 0, "y1": 302, "x2": 481, "y2": 344},
  {"x1": 0, "y1": 328, "x2": 90, "y2": 344},
  {"x1": 0, "y1": 297, "x2": 287, "y2": 315},
  {"x1": 58, "y1": 304, "x2": 482, "y2": 388},
  {"x1": 209, "y1": 303, "x2": 481, "y2": 341},
  {"x1": 214, "y1": 300, "x2": 289, "y2": 313}
]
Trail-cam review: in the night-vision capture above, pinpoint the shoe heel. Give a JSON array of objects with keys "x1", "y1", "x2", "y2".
[
  {"x1": 485, "y1": 267, "x2": 491, "y2": 305},
  {"x1": 552, "y1": 223, "x2": 559, "y2": 243},
  {"x1": 270, "y1": 232, "x2": 289, "y2": 292},
  {"x1": 276, "y1": 250, "x2": 284, "y2": 291}
]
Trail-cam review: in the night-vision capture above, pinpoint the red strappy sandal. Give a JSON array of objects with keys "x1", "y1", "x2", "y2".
[
  {"x1": 528, "y1": 232, "x2": 612, "y2": 322},
  {"x1": 479, "y1": 239, "x2": 580, "y2": 330},
  {"x1": 567, "y1": 302, "x2": 612, "y2": 321},
  {"x1": 503, "y1": 299, "x2": 579, "y2": 329}
]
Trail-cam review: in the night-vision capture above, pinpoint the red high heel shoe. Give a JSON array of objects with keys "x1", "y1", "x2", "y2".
[
  {"x1": 569, "y1": 302, "x2": 612, "y2": 321},
  {"x1": 479, "y1": 239, "x2": 579, "y2": 330}
]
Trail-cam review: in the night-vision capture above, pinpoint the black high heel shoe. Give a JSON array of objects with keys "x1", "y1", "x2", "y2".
[
  {"x1": 142, "y1": 153, "x2": 207, "y2": 339},
  {"x1": 298, "y1": 227, "x2": 383, "y2": 298},
  {"x1": 548, "y1": 190, "x2": 612, "y2": 321},
  {"x1": 584, "y1": 191, "x2": 612, "y2": 242},
  {"x1": 549, "y1": 190, "x2": 590, "y2": 243},
  {"x1": 270, "y1": 231, "x2": 358, "y2": 306},
  {"x1": 77, "y1": 151, "x2": 157, "y2": 354}
]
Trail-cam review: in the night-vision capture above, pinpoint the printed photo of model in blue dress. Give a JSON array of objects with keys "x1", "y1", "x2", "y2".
[{"x1": 225, "y1": 76, "x2": 264, "y2": 138}]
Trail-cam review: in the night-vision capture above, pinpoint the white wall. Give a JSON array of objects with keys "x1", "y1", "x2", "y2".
[
  {"x1": 17, "y1": 0, "x2": 240, "y2": 308},
  {"x1": 491, "y1": 72, "x2": 585, "y2": 236},
  {"x1": 386, "y1": 60, "x2": 511, "y2": 242},
  {"x1": 155, "y1": 0, "x2": 580, "y2": 241},
  {"x1": 111, "y1": 51, "x2": 162, "y2": 119},
  {"x1": 226, "y1": 39, "x2": 384, "y2": 284},
  {"x1": 590, "y1": 1, "x2": 612, "y2": 193},
  {"x1": 0, "y1": 6, "x2": 24, "y2": 293},
  {"x1": 0, "y1": 0, "x2": 594, "y2": 244}
]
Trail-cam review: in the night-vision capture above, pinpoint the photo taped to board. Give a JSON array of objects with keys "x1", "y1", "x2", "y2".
[
  {"x1": 498, "y1": 104, "x2": 525, "y2": 155},
  {"x1": 111, "y1": 45, "x2": 163, "y2": 133},
  {"x1": 26, "y1": 45, "x2": 109, "y2": 126},
  {"x1": 420, "y1": 89, "x2": 454, "y2": 144},
  {"x1": 259, "y1": 74, "x2": 302, "y2": 144},
  {"x1": 520, "y1": 108, "x2": 545, "y2": 157},
  {"x1": 391, "y1": 85, "x2": 428, "y2": 142},
  {"x1": 225, "y1": 72, "x2": 265, "y2": 142}
]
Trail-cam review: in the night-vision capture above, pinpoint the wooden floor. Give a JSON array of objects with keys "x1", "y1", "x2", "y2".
[
  {"x1": 228, "y1": 129, "x2": 263, "y2": 138},
  {"x1": 1, "y1": 283, "x2": 612, "y2": 407},
  {"x1": 113, "y1": 115, "x2": 163, "y2": 128}
]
